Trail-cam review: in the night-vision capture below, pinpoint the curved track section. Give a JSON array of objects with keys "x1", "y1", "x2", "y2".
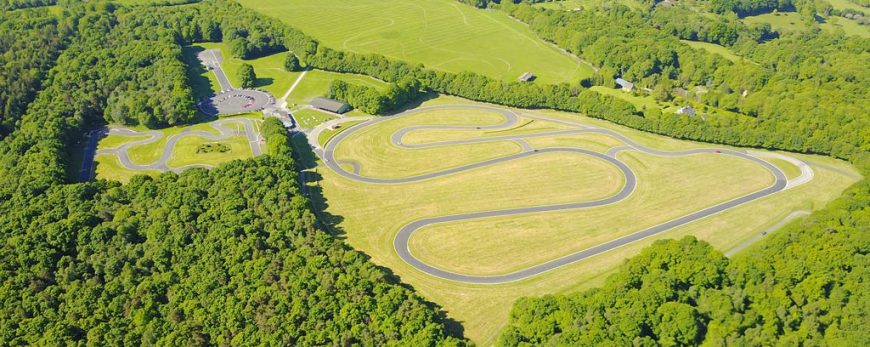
[
  {"x1": 97, "y1": 118, "x2": 262, "y2": 172},
  {"x1": 319, "y1": 105, "x2": 790, "y2": 284}
]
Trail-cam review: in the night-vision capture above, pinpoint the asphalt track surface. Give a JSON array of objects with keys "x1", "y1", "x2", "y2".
[
  {"x1": 96, "y1": 118, "x2": 262, "y2": 173},
  {"x1": 319, "y1": 104, "x2": 790, "y2": 284}
]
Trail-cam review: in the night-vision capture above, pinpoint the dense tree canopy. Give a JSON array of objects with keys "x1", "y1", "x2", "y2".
[
  {"x1": 0, "y1": 9, "x2": 68, "y2": 137},
  {"x1": 237, "y1": 63, "x2": 256, "y2": 89}
]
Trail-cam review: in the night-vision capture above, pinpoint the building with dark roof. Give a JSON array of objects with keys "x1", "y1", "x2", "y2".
[
  {"x1": 310, "y1": 97, "x2": 351, "y2": 114},
  {"x1": 676, "y1": 105, "x2": 696, "y2": 117},
  {"x1": 615, "y1": 77, "x2": 634, "y2": 92},
  {"x1": 518, "y1": 72, "x2": 535, "y2": 82}
]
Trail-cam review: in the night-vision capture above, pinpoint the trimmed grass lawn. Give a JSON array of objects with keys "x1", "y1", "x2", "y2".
[
  {"x1": 318, "y1": 120, "x2": 367, "y2": 147},
  {"x1": 97, "y1": 134, "x2": 151, "y2": 150},
  {"x1": 768, "y1": 157, "x2": 803, "y2": 180},
  {"x1": 94, "y1": 154, "x2": 160, "y2": 183},
  {"x1": 236, "y1": 0, "x2": 593, "y2": 84},
  {"x1": 310, "y1": 96, "x2": 860, "y2": 345},
  {"x1": 166, "y1": 135, "x2": 253, "y2": 168},
  {"x1": 293, "y1": 109, "x2": 337, "y2": 129},
  {"x1": 125, "y1": 123, "x2": 220, "y2": 166}
]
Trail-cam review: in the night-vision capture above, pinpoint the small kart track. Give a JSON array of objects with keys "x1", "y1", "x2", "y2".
[
  {"x1": 315, "y1": 104, "x2": 813, "y2": 284},
  {"x1": 96, "y1": 118, "x2": 263, "y2": 173}
]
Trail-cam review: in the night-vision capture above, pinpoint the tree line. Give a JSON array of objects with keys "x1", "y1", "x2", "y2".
[{"x1": 327, "y1": 77, "x2": 421, "y2": 115}]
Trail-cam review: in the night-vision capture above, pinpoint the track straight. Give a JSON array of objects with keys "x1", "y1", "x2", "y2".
[{"x1": 319, "y1": 105, "x2": 788, "y2": 284}]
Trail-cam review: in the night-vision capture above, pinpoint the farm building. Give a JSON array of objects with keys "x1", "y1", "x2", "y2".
[
  {"x1": 518, "y1": 72, "x2": 535, "y2": 82},
  {"x1": 676, "y1": 105, "x2": 696, "y2": 116},
  {"x1": 311, "y1": 97, "x2": 351, "y2": 114},
  {"x1": 615, "y1": 78, "x2": 634, "y2": 92}
]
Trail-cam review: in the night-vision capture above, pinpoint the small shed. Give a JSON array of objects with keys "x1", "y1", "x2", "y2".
[
  {"x1": 518, "y1": 72, "x2": 535, "y2": 82},
  {"x1": 615, "y1": 78, "x2": 634, "y2": 92},
  {"x1": 311, "y1": 97, "x2": 351, "y2": 114},
  {"x1": 676, "y1": 105, "x2": 696, "y2": 117}
]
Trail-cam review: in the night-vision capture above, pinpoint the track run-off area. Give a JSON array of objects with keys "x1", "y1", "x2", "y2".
[
  {"x1": 316, "y1": 104, "x2": 814, "y2": 285},
  {"x1": 96, "y1": 118, "x2": 263, "y2": 173}
]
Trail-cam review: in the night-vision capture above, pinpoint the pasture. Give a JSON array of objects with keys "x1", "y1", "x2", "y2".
[
  {"x1": 743, "y1": 11, "x2": 870, "y2": 38},
  {"x1": 305, "y1": 97, "x2": 860, "y2": 344},
  {"x1": 235, "y1": 0, "x2": 593, "y2": 84}
]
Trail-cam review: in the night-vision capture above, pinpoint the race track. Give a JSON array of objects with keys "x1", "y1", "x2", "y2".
[
  {"x1": 96, "y1": 118, "x2": 262, "y2": 173},
  {"x1": 318, "y1": 105, "x2": 797, "y2": 284}
]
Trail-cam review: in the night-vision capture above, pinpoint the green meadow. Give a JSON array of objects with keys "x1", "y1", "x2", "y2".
[{"x1": 235, "y1": 0, "x2": 594, "y2": 84}]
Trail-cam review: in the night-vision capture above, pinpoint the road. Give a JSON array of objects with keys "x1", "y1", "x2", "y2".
[
  {"x1": 78, "y1": 129, "x2": 103, "y2": 182},
  {"x1": 317, "y1": 104, "x2": 796, "y2": 284},
  {"x1": 198, "y1": 49, "x2": 233, "y2": 91},
  {"x1": 96, "y1": 118, "x2": 262, "y2": 173}
]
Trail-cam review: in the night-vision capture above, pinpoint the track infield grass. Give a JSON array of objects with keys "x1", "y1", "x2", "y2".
[
  {"x1": 94, "y1": 154, "x2": 160, "y2": 183},
  {"x1": 235, "y1": 0, "x2": 593, "y2": 84},
  {"x1": 309, "y1": 97, "x2": 860, "y2": 345},
  {"x1": 166, "y1": 135, "x2": 253, "y2": 168}
]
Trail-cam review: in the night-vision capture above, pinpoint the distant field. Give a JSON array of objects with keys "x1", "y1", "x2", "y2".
[
  {"x1": 743, "y1": 12, "x2": 870, "y2": 38},
  {"x1": 680, "y1": 40, "x2": 750, "y2": 64},
  {"x1": 310, "y1": 96, "x2": 860, "y2": 345},
  {"x1": 235, "y1": 0, "x2": 593, "y2": 84},
  {"x1": 533, "y1": 0, "x2": 645, "y2": 10}
]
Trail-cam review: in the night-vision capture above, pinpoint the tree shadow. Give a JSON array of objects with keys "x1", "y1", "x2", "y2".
[
  {"x1": 288, "y1": 130, "x2": 467, "y2": 341},
  {"x1": 382, "y1": 91, "x2": 440, "y2": 116},
  {"x1": 181, "y1": 45, "x2": 218, "y2": 100},
  {"x1": 253, "y1": 77, "x2": 274, "y2": 89}
]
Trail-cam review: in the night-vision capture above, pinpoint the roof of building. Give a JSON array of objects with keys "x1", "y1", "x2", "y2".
[
  {"x1": 310, "y1": 97, "x2": 350, "y2": 113},
  {"x1": 615, "y1": 78, "x2": 634, "y2": 89},
  {"x1": 518, "y1": 72, "x2": 535, "y2": 82}
]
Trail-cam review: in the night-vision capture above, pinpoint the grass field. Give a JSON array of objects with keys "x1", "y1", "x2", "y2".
[
  {"x1": 308, "y1": 96, "x2": 860, "y2": 344},
  {"x1": 166, "y1": 135, "x2": 253, "y2": 168},
  {"x1": 318, "y1": 120, "x2": 367, "y2": 147},
  {"x1": 680, "y1": 40, "x2": 751, "y2": 64},
  {"x1": 94, "y1": 154, "x2": 161, "y2": 183},
  {"x1": 235, "y1": 0, "x2": 593, "y2": 84},
  {"x1": 293, "y1": 109, "x2": 338, "y2": 129},
  {"x1": 743, "y1": 12, "x2": 870, "y2": 38},
  {"x1": 533, "y1": 0, "x2": 645, "y2": 10}
]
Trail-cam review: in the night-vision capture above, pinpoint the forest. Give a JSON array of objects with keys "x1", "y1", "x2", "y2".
[{"x1": 0, "y1": 8, "x2": 68, "y2": 137}]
